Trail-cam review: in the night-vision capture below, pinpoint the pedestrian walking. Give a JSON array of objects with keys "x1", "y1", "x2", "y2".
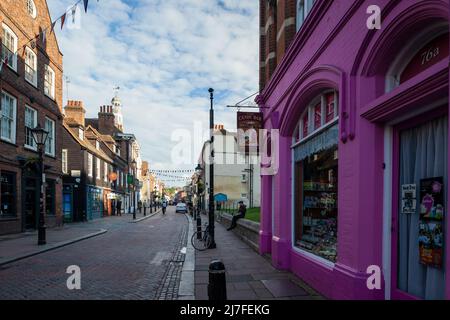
[
  {"x1": 227, "y1": 201, "x2": 246, "y2": 231},
  {"x1": 162, "y1": 200, "x2": 167, "y2": 214},
  {"x1": 117, "y1": 199, "x2": 122, "y2": 216}
]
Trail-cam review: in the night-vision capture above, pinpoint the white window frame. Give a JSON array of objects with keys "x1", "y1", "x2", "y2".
[
  {"x1": 24, "y1": 47, "x2": 37, "y2": 87},
  {"x1": 87, "y1": 153, "x2": 93, "y2": 177},
  {"x1": 44, "y1": 117, "x2": 55, "y2": 156},
  {"x1": 296, "y1": 0, "x2": 315, "y2": 32},
  {"x1": 104, "y1": 162, "x2": 108, "y2": 182},
  {"x1": 62, "y1": 149, "x2": 68, "y2": 174},
  {"x1": 1, "y1": 91, "x2": 17, "y2": 144},
  {"x1": 24, "y1": 105, "x2": 37, "y2": 150},
  {"x1": 44, "y1": 65, "x2": 56, "y2": 99},
  {"x1": 27, "y1": 0, "x2": 37, "y2": 19},
  {"x1": 96, "y1": 158, "x2": 101, "y2": 180},
  {"x1": 1, "y1": 24, "x2": 18, "y2": 71},
  {"x1": 294, "y1": 90, "x2": 339, "y2": 144}
]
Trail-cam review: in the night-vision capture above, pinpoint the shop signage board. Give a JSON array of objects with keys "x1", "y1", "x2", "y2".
[
  {"x1": 237, "y1": 111, "x2": 263, "y2": 154},
  {"x1": 418, "y1": 177, "x2": 444, "y2": 269},
  {"x1": 71, "y1": 170, "x2": 81, "y2": 177}
]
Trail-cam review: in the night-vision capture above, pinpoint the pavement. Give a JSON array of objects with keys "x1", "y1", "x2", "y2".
[
  {"x1": 0, "y1": 206, "x2": 188, "y2": 300},
  {"x1": 193, "y1": 216, "x2": 325, "y2": 300}
]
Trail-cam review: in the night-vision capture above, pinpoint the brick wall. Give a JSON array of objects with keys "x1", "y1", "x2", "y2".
[
  {"x1": 260, "y1": 0, "x2": 298, "y2": 90},
  {"x1": 0, "y1": 0, "x2": 64, "y2": 235}
]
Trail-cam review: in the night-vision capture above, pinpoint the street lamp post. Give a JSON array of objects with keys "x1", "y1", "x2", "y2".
[
  {"x1": 132, "y1": 159, "x2": 137, "y2": 220},
  {"x1": 31, "y1": 124, "x2": 49, "y2": 246},
  {"x1": 208, "y1": 88, "x2": 216, "y2": 249}
]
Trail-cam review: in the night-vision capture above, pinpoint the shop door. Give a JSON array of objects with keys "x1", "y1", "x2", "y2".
[
  {"x1": 63, "y1": 186, "x2": 73, "y2": 222},
  {"x1": 24, "y1": 179, "x2": 38, "y2": 230},
  {"x1": 392, "y1": 112, "x2": 448, "y2": 300}
]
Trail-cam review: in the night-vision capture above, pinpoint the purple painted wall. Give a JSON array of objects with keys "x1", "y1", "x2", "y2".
[{"x1": 258, "y1": 0, "x2": 449, "y2": 299}]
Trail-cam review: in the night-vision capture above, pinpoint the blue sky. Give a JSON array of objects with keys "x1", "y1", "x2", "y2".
[{"x1": 47, "y1": 0, "x2": 259, "y2": 186}]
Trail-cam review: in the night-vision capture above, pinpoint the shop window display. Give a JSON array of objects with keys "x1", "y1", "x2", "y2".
[
  {"x1": 0, "y1": 171, "x2": 16, "y2": 217},
  {"x1": 293, "y1": 90, "x2": 339, "y2": 262},
  {"x1": 295, "y1": 146, "x2": 338, "y2": 262}
]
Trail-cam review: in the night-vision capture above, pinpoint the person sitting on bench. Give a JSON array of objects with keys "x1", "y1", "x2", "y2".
[{"x1": 227, "y1": 201, "x2": 246, "y2": 231}]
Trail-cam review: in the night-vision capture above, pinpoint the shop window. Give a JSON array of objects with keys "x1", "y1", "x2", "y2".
[
  {"x1": 0, "y1": 171, "x2": 16, "y2": 217},
  {"x1": 45, "y1": 180, "x2": 55, "y2": 215},
  {"x1": 293, "y1": 90, "x2": 339, "y2": 263}
]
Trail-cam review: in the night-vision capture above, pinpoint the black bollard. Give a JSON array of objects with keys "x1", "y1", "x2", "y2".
[
  {"x1": 208, "y1": 260, "x2": 227, "y2": 300},
  {"x1": 197, "y1": 213, "x2": 202, "y2": 240}
]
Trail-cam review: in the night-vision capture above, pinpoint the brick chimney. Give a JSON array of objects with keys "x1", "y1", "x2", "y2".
[
  {"x1": 98, "y1": 105, "x2": 116, "y2": 135},
  {"x1": 64, "y1": 100, "x2": 86, "y2": 127}
]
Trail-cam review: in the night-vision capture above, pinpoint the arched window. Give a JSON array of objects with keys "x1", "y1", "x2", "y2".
[
  {"x1": 292, "y1": 89, "x2": 339, "y2": 264},
  {"x1": 27, "y1": 0, "x2": 37, "y2": 19},
  {"x1": 386, "y1": 24, "x2": 448, "y2": 92}
]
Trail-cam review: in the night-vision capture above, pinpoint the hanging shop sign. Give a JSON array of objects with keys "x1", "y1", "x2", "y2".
[
  {"x1": 401, "y1": 184, "x2": 417, "y2": 214},
  {"x1": 237, "y1": 111, "x2": 263, "y2": 153},
  {"x1": 109, "y1": 172, "x2": 118, "y2": 181},
  {"x1": 418, "y1": 177, "x2": 444, "y2": 269}
]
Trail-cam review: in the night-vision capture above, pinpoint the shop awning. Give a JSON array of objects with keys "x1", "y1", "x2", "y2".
[{"x1": 294, "y1": 123, "x2": 339, "y2": 162}]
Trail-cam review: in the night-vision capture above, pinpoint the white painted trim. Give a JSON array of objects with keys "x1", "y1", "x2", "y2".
[
  {"x1": 277, "y1": 17, "x2": 296, "y2": 42},
  {"x1": 265, "y1": 16, "x2": 274, "y2": 34},
  {"x1": 265, "y1": 51, "x2": 276, "y2": 66},
  {"x1": 292, "y1": 245, "x2": 335, "y2": 269},
  {"x1": 383, "y1": 126, "x2": 393, "y2": 300}
]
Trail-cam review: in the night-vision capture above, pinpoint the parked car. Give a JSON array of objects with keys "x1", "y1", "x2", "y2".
[{"x1": 175, "y1": 203, "x2": 188, "y2": 213}]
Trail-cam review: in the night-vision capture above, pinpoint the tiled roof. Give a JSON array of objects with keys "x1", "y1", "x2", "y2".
[{"x1": 63, "y1": 123, "x2": 113, "y2": 163}]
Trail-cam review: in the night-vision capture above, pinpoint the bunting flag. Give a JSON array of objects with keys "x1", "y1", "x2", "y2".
[
  {"x1": 61, "y1": 13, "x2": 66, "y2": 30},
  {"x1": 50, "y1": 21, "x2": 57, "y2": 34},
  {"x1": 84, "y1": 0, "x2": 89, "y2": 13},
  {"x1": 41, "y1": 29, "x2": 47, "y2": 46}
]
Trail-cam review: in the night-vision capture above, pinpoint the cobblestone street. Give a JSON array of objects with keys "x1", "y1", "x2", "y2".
[{"x1": 0, "y1": 207, "x2": 188, "y2": 300}]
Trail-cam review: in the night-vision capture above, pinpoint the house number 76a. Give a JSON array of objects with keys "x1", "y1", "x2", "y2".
[{"x1": 421, "y1": 47, "x2": 439, "y2": 65}]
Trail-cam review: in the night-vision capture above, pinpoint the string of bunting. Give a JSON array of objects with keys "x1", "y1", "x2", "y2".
[
  {"x1": 150, "y1": 169, "x2": 194, "y2": 173},
  {"x1": 1, "y1": 0, "x2": 97, "y2": 72}
]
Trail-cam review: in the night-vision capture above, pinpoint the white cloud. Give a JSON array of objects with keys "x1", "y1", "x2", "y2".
[{"x1": 48, "y1": 0, "x2": 258, "y2": 186}]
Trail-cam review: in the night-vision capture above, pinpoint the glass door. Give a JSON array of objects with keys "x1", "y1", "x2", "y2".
[{"x1": 392, "y1": 112, "x2": 448, "y2": 300}]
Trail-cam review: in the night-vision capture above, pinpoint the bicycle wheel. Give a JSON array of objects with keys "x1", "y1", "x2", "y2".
[{"x1": 191, "y1": 231, "x2": 209, "y2": 251}]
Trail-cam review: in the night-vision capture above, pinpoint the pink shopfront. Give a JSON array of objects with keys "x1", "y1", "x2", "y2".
[{"x1": 257, "y1": 0, "x2": 450, "y2": 300}]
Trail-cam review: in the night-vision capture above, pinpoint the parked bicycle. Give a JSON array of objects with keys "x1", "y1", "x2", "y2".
[{"x1": 191, "y1": 223, "x2": 212, "y2": 251}]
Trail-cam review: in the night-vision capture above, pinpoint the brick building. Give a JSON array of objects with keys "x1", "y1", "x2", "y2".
[
  {"x1": 0, "y1": 0, "x2": 63, "y2": 235},
  {"x1": 62, "y1": 101, "x2": 128, "y2": 221},
  {"x1": 86, "y1": 94, "x2": 143, "y2": 214}
]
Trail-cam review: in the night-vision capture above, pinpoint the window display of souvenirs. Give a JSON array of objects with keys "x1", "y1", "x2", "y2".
[{"x1": 418, "y1": 177, "x2": 444, "y2": 269}]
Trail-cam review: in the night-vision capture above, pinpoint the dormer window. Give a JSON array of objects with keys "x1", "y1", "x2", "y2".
[{"x1": 27, "y1": 0, "x2": 37, "y2": 19}]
